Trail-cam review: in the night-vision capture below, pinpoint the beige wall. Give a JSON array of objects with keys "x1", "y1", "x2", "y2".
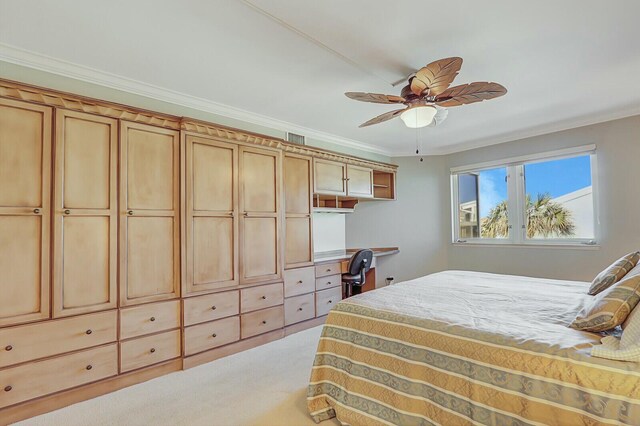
[{"x1": 347, "y1": 115, "x2": 640, "y2": 284}]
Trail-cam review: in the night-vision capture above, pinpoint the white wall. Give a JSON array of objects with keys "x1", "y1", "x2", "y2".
[{"x1": 313, "y1": 213, "x2": 346, "y2": 253}]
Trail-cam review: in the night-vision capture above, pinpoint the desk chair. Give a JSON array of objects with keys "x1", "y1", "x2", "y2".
[{"x1": 342, "y1": 249, "x2": 373, "y2": 298}]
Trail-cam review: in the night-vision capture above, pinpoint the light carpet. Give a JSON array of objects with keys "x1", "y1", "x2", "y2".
[{"x1": 17, "y1": 326, "x2": 340, "y2": 426}]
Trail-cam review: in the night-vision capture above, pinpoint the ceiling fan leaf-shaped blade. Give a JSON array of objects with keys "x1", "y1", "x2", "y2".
[
  {"x1": 410, "y1": 57, "x2": 463, "y2": 97},
  {"x1": 359, "y1": 108, "x2": 406, "y2": 127},
  {"x1": 345, "y1": 92, "x2": 405, "y2": 104},
  {"x1": 435, "y1": 82, "x2": 507, "y2": 107}
]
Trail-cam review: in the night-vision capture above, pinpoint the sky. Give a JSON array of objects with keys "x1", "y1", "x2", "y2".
[{"x1": 459, "y1": 155, "x2": 592, "y2": 218}]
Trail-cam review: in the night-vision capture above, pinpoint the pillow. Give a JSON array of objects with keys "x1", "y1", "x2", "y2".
[
  {"x1": 571, "y1": 273, "x2": 640, "y2": 332},
  {"x1": 592, "y1": 303, "x2": 640, "y2": 361},
  {"x1": 588, "y1": 251, "x2": 640, "y2": 295}
]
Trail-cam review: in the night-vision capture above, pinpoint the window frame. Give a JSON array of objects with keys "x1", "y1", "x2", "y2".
[{"x1": 451, "y1": 145, "x2": 599, "y2": 247}]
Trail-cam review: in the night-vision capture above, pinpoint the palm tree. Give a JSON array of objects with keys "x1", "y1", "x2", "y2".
[{"x1": 481, "y1": 193, "x2": 575, "y2": 238}]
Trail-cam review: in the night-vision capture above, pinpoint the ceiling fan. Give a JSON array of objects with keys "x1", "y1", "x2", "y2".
[{"x1": 345, "y1": 57, "x2": 507, "y2": 128}]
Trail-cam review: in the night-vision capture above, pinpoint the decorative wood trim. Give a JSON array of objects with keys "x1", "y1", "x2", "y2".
[
  {"x1": 0, "y1": 359, "x2": 182, "y2": 425},
  {"x1": 0, "y1": 78, "x2": 180, "y2": 130},
  {"x1": 181, "y1": 119, "x2": 398, "y2": 173}
]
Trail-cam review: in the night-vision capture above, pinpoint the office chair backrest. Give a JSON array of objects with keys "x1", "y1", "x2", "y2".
[{"x1": 347, "y1": 249, "x2": 373, "y2": 277}]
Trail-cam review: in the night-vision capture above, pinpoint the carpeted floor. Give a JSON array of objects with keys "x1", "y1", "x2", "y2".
[{"x1": 17, "y1": 326, "x2": 340, "y2": 426}]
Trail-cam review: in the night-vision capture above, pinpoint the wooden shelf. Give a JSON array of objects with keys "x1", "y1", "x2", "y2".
[{"x1": 372, "y1": 171, "x2": 396, "y2": 200}]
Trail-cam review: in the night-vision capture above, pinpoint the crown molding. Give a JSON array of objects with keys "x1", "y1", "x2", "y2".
[{"x1": 0, "y1": 42, "x2": 393, "y2": 157}]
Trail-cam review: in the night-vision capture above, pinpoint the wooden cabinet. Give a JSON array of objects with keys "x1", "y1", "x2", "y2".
[
  {"x1": 346, "y1": 165, "x2": 374, "y2": 198},
  {"x1": 0, "y1": 98, "x2": 52, "y2": 327},
  {"x1": 53, "y1": 110, "x2": 118, "y2": 317},
  {"x1": 239, "y1": 146, "x2": 282, "y2": 284},
  {"x1": 119, "y1": 330, "x2": 181, "y2": 373},
  {"x1": 185, "y1": 135, "x2": 238, "y2": 295},
  {"x1": 183, "y1": 291, "x2": 239, "y2": 326},
  {"x1": 314, "y1": 159, "x2": 346, "y2": 196},
  {"x1": 120, "y1": 122, "x2": 180, "y2": 306},
  {"x1": 284, "y1": 154, "x2": 313, "y2": 269}
]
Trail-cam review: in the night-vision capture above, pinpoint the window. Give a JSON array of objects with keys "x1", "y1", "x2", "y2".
[{"x1": 451, "y1": 146, "x2": 597, "y2": 245}]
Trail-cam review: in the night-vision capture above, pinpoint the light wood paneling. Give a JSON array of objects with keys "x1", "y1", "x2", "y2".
[
  {"x1": 346, "y1": 165, "x2": 374, "y2": 198},
  {"x1": 283, "y1": 267, "x2": 315, "y2": 297},
  {"x1": 184, "y1": 316, "x2": 240, "y2": 356},
  {"x1": 53, "y1": 110, "x2": 117, "y2": 317},
  {"x1": 119, "y1": 330, "x2": 181, "y2": 373},
  {"x1": 0, "y1": 344, "x2": 118, "y2": 409},
  {"x1": 313, "y1": 159, "x2": 346, "y2": 196},
  {"x1": 239, "y1": 146, "x2": 282, "y2": 284},
  {"x1": 284, "y1": 154, "x2": 313, "y2": 269},
  {"x1": 315, "y1": 286, "x2": 342, "y2": 317},
  {"x1": 0, "y1": 311, "x2": 116, "y2": 368},
  {"x1": 315, "y1": 262, "x2": 342, "y2": 278},
  {"x1": 315, "y1": 274, "x2": 342, "y2": 291},
  {"x1": 185, "y1": 136, "x2": 238, "y2": 294},
  {"x1": 0, "y1": 98, "x2": 51, "y2": 327},
  {"x1": 284, "y1": 293, "x2": 315, "y2": 326},
  {"x1": 183, "y1": 291, "x2": 239, "y2": 326},
  {"x1": 120, "y1": 122, "x2": 180, "y2": 306},
  {"x1": 119, "y1": 300, "x2": 181, "y2": 340},
  {"x1": 240, "y1": 283, "x2": 283, "y2": 313},
  {"x1": 240, "y1": 306, "x2": 284, "y2": 339}
]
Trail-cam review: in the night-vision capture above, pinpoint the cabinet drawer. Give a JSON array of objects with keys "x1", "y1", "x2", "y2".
[
  {"x1": 241, "y1": 306, "x2": 284, "y2": 339},
  {"x1": 0, "y1": 311, "x2": 117, "y2": 368},
  {"x1": 284, "y1": 267, "x2": 315, "y2": 297},
  {"x1": 240, "y1": 283, "x2": 284, "y2": 313},
  {"x1": 183, "y1": 291, "x2": 239, "y2": 326},
  {"x1": 316, "y1": 287, "x2": 342, "y2": 317},
  {"x1": 315, "y1": 274, "x2": 342, "y2": 291},
  {"x1": 184, "y1": 316, "x2": 240, "y2": 356},
  {"x1": 315, "y1": 262, "x2": 341, "y2": 278},
  {"x1": 0, "y1": 344, "x2": 117, "y2": 409},
  {"x1": 284, "y1": 293, "x2": 315, "y2": 326},
  {"x1": 120, "y1": 300, "x2": 181, "y2": 339},
  {"x1": 119, "y1": 330, "x2": 181, "y2": 373}
]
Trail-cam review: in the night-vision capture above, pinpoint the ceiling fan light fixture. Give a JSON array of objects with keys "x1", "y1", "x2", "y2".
[{"x1": 400, "y1": 105, "x2": 437, "y2": 128}]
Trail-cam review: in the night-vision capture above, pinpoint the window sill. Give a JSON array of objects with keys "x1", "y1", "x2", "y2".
[{"x1": 451, "y1": 242, "x2": 600, "y2": 250}]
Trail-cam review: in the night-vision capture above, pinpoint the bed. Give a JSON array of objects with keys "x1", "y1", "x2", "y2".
[{"x1": 307, "y1": 270, "x2": 640, "y2": 425}]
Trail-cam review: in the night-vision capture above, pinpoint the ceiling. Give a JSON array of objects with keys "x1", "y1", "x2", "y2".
[{"x1": 1, "y1": 0, "x2": 639, "y2": 156}]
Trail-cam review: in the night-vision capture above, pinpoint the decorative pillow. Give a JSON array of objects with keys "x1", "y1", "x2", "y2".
[
  {"x1": 588, "y1": 251, "x2": 640, "y2": 296},
  {"x1": 590, "y1": 335, "x2": 640, "y2": 361},
  {"x1": 571, "y1": 273, "x2": 640, "y2": 332},
  {"x1": 621, "y1": 304, "x2": 640, "y2": 348}
]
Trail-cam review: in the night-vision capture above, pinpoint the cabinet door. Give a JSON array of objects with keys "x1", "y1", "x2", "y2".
[
  {"x1": 239, "y1": 146, "x2": 282, "y2": 284},
  {"x1": 347, "y1": 165, "x2": 374, "y2": 198},
  {"x1": 185, "y1": 135, "x2": 238, "y2": 294},
  {"x1": 313, "y1": 159, "x2": 346, "y2": 196},
  {"x1": 0, "y1": 99, "x2": 51, "y2": 327},
  {"x1": 120, "y1": 122, "x2": 180, "y2": 306},
  {"x1": 53, "y1": 110, "x2": 117, "y2": 317},
  {"x1": 284, "y1": 154, "x2": 313, "y2": 269}
]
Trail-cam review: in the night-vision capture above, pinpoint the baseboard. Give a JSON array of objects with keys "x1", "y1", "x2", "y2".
[
  {"x1": 0, "y1": 358, "x2": 183, "y2": 425},
  {"x1": 284, "y1": 316, "x2": 327, "y2": 336},
  {"x1": 182, "y1": 329, "x2": 285, "y2": 369}
]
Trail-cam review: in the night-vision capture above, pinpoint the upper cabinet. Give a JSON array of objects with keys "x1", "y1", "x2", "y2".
[
  {"x1": 184, "y1": 135, "x2": 239, "y2": 295},
  {"x1": 284, "y1": 154, "x2": 313, "y2": 269},
  {"x1": 53, "y1": 110, "x2": 118, "y2": 317},
  {"x1": 313, "y1": 159, "x2": 374, "y2": 199},
  {"x1": 239, "y1": 146, "x2": 282, "y2": 285},
  {"x1": 120, "y1": 121, "x2": 180, "y2": 306},
  {"x1": 0, "y1": 98, "x2": 52, "y2": 327},
  {"x1": 346, "y1": 165, "x2": 374, "y2": 199}
]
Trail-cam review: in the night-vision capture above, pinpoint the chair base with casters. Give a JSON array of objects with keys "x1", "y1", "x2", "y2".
[{"x1": 342, "y1": 249, "x2": 374, "y2": 298}]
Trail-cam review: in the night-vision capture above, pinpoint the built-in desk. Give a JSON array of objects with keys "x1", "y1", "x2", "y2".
[{"x1": 314, "y1": 247, "x2": 399, "y2": 294}]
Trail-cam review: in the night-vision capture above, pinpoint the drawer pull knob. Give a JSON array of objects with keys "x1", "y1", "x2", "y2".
[
  {"x1": 4, "y1": 386, "x2": 12, "y2": 392},
  {"x1": 150, "y1": 348, "x2": 156, "y2": 353},
  {"x1": 328, "y1": 300, "x2": 333, "y2": 304},
  {"x1": 211, "y1": 306, "x2": 217, "y2": 310},
  {"x1": 150, "y1": 317, "x2": 156, "y2": 322},
  {"x1": 85, "y1": 329, "x2": 92, "y2": 335},
  {"x1": 262, "y1": 320, "x2": 267, "y2": 325},
  {"x1": 127, "y1": 210, "x2": 134, "y2": 215},
  {"x1": 212, "y1": 333, "x2": 217, "y2": 338},
  {"x1": 326, "y1": 268, "x2": 331, "y2": 272},
  {"x1": 261, "y1": 296, "x2": 266, "y2": 300},
  {"x1": 33, "y1": 208, "x2": 40, "y2": 214},
  {"x1": 297, "y1": 308, "x2": 303, "y2": 311},
  {"x1": 64, "y1": 209, "x2": 71, "y2": 215},
  {"x1": 297, "y1": 280, "x2": 303, "y2": 284},
  {"x1": 326, "y1": 282, "x2": 331, "y2": 285},
  {"x1": 5, "y1": 345, "x2": 12, "y2": 351},
  {"x1": 86, "y1": 365, "x2": 92, "y2": 371}
]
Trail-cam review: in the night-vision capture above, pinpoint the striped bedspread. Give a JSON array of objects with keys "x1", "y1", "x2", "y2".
[{"x1": 307, "y1": 270, "x2": 640, "y2": 425}]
